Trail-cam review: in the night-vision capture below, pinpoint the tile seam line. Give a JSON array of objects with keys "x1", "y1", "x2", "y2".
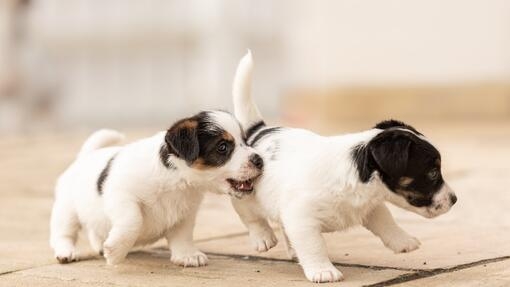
[
  {"x1": 193, "y1": 231, "x2": 249, "y2": 243},
  {"x1": 362, "y1": 255, "x2": 510, "y2": 287},
  {"x1": 9, "y1": 272, "x2": 123, "y2": 287},
  {"x1": 205, "y1": 252, "x2": 421, "y2": 272},
  {"x1": 0, "y1": 266, "x2": 40, "y2": 277}
]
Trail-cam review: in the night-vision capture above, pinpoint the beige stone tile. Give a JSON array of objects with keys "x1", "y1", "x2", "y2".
[
  {"x1": 194, "y1": 194, "x2": 248, "y2": 241},
  {"x1": 197, "y1": 210, "x2": 510, "y2": 271},
  {"x1": 393, "y1": 259, "x2": 510, "y2": 287},
  {"x1": 0, "y1": 196, "x2": 55, "y2": 273},
  {"x1": 0, "y1": 252, "x2": 409, "y2": 287}
]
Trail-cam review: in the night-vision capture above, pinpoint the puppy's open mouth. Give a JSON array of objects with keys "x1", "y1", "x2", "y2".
[{"x1": 227, "y1": 176, "x2": 258, "y2": 193}]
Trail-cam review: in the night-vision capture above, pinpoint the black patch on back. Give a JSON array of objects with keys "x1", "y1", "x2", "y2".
[
  {"x1": 159, "y1": 144, "x2": 176, "y2": 169},
  {"x1": 97, "y1": 154, "x2": 116, "y2": 195},
  {"x1": 374, "y1": 119, "x2": 423, "y2": 136},
  {"x1": 249, "y1": 127, "x2": 282, "y2": 146},
  {"x1": 245, "y1": 121, "x2": 266, "y2": 139},
  {"x1": 265, "y1": 140, "x2": 281, "y2": 161},
  {"x1": 351, "y1": 128, "x2": 443, "y2": 208}
]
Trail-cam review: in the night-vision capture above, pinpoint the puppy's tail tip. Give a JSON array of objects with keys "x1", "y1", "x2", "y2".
[
  {"x1": 78, "y1": 129, "x2": 125, "y2": 157},
  {"x1": 233, "y1": 49, "x2": 263, "y2": 130}
]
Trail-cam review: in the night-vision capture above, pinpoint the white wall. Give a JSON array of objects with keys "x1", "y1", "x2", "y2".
[
  {"x1": 2, "y1": 0, "x2": 509, "y2": 131},
  {"x1": 282, "y1": 0, "x2": 510, "y2": 86},
  {"x1": 24, "y1": 0, "x2": 283, "y2": 127}
]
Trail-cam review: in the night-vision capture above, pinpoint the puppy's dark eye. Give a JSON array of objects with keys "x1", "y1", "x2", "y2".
[
  {"x1": 217, "y1": 141, "x2": 228, "y2": 154},
  {"x1": 428, "y1": 169, "x2": 439, "y2": 180}
]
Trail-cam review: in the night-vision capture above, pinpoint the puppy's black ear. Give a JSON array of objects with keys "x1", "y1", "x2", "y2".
[
  {"x1": 369, "y1": 130, "x2": 412, "y2": 179},
  {"x1": 165, "y1": 118, "x2": 200, "y2": 164}
]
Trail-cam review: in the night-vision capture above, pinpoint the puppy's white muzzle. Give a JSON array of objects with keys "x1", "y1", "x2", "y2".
[{"x1": 421, "y1": 183, "x2": 457, "y2": 218}]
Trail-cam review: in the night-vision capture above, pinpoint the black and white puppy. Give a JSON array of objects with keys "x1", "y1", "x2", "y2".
[
  {"x1": 50, "y1": 111, "x2": 263, "y2": 266},
  {"x1": 230, "y1": 52, "x2": 457, "y2": 283}
]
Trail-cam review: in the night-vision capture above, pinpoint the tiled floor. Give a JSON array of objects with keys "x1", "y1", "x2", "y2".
[{"x1": 1, "y1": 121, "x2": 509, "y2": 286}]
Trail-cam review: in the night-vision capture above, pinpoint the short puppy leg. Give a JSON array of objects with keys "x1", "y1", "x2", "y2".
[
  {"x1": 231, "y1": 197, "x2": 277, "y2": 252},
  {"x1": 282, "y1": 208, "x2": 343, "y2": 283},
  {"x1": 363, "y1": 203, "x2": 420, "y2": 253},
  {"x1": 280, "y1": 227, "x2": 296, "y2": 260},
  {"x1": 50, "y1": 199, "x2": 80, "y2": 264},
  {"x1": 166, "y1": 208, "x2": 207, "y2": 267},
  {"x1": 87, "y1": 229, "x2": 105, "y2": 255},
  {"x1": 103, "y1": 200, "x2": 142, "y2": 265}
]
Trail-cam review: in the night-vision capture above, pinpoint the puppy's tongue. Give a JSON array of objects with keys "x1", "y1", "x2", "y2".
[
  {"x1": 233, "y1": 180, "x2": 253, "y2": 191},
  {"x1": 239, "y1": 181, "x2": 252, "y2": 190}
]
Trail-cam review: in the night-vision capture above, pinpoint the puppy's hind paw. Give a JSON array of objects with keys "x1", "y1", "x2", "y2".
[
  {"x1": 171, "y1": 251, "x2": 208, "y2": 267},
  {"x1": 54, "y1": 247, "x2": 76, "y2": 264},
  {"x1": 385, "y1": 235, "x2": 421, "y2": 254},
  {"x1": 55, "y1": 253, "x2": 76, "y2": 264},
  {"x1": 251, "y1": 231, "x2": 278, "y2": 252},
  {"x1": 103, "y1": 242, "x2": 129, "y2": 265},
  {"x1": 304, "y1": 265, "x2": 344, "y2": 283}
]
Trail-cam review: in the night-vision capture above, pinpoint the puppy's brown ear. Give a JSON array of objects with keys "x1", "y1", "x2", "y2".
[
  {"x1": 369, "y1": 130, "x2": 412, "y2": 179},
  {"x1": 165, "y1": 118, "x2": 199, "y2": 164}
]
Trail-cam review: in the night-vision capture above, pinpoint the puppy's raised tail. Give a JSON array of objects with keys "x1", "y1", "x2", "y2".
[
  {"x1": 233, "y1": 50, "x2": 265, "y2": 132},
  {"x1": 78, "y1": 129, "x2": 125, "y2": 157}
]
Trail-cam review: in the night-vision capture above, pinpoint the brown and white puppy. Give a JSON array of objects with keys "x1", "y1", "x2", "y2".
[{"x1": 50, "y1": 110, "x2": 263, "y2": 266}]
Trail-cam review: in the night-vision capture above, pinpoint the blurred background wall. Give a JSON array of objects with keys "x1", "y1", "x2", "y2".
[{"x1": 0, "y1": 0, "x2": 509, "y2": 134}]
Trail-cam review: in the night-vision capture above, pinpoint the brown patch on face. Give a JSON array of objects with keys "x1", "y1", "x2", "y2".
[
  {"x1": 399, "y1": 177, "x2": 414, "y2": 187},
  {"x1": 190, "y1": 158, "x2": 211, "y2": 170},
  {"x1": 221, "y1": 131, "x2": 234, "y2": 141},
  {"x1": 435, "y1": 158, "x2": 441, "y2": 167},
  {"x1": 178, "y1": 119, "x2": 198, "y2": 129}
]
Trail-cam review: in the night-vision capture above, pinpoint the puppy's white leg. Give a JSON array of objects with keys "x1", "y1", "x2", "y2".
[
  {"x1": 231, "y1": 197, "x2": 277, "y2": 252},
  {"x1": 363, "y1": 203, "x2": 421, "y2": 253},
  {"x1": 103, "y1": 200, "x2": 142, "y2": 265},
  {"x1": 50, "y1": 199, "x2": 80, "y2": 264},
  {"x1": 280, "y1": 227, "x2": 296, "y2": 260},
  {"x1": 166, "y1": 207, "x2": 207, "y2": 267},
  {"x1": 282, "y1": 209, "x2": 343, "y2": 283},
  {"x1": 87, "y1": 229, "x2": 104, "y2": 255}
]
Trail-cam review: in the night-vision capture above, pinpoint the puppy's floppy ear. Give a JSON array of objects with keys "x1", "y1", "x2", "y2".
[
  {"x1": 369, "y1": 131, "x2": 412, "y2": 179},
  {"x1": 165, "y1": 118, "x2": 200, "y2": 164}
]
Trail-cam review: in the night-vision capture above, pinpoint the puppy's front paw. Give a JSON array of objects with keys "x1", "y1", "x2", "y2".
[
  {"x1": 171, "y1": 250, "x2": 208, "y2": 267},
  {"x1": 103, "y1": 241, "x2": 129, "y2": 265},
  {"x1": 385, "y1": 235, "x2": 421, "y2": 253},
  {"x1": 304, "y1": 264, "x2": 344, "y2": 283},
  {"x1": 250, "y1": 230, "x2": 278, "y2": 252},
  {"x1": 54, "y1": 248, "x2": 76, "y2": 264}
]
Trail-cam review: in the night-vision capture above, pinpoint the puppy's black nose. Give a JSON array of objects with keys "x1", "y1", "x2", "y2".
[
  {"x1": 249, "y1": 154, "x2": 264, "y2": 170},
  {"x1": 449, "y1": 193, "x2": 457, "y2": 205}
]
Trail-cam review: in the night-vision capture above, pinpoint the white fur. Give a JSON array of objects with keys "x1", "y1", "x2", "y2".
[
  {"x1": 50, "y1": 111, "x2": 259, "y2": 266},
  {"x1": 231, "y1": 52, "x2": 456, "y2": 283}
]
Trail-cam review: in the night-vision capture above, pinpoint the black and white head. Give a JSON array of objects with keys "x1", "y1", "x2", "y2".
[
  {"x1": 353, "y1": 120, "x2": 457, "y2": 218},
  {"x1": 163, "y1": 110, "x2": 264, "y2": 197}
]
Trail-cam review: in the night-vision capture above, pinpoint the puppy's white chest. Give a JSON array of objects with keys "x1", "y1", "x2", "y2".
[
  {"x1": 137, "y1": 186, "x2": 201, "y2": 244},
  {"x1": 321, "y1": 187, "x2": 383, "y2": 232}
]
